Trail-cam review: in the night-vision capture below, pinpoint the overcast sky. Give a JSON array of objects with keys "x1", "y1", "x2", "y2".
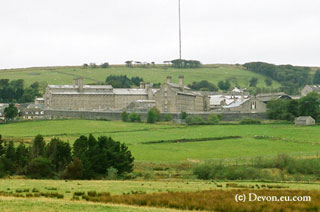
[{"x1": 0, "y1": 0, "x2": 319, "y2": 69}]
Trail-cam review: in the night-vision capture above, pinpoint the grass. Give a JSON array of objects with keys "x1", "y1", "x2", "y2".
[
  {"x1": 0, "y1": 180, "x2": 319, "y2": 211},
  {"x1": 0, "y1": 196, "x2": 187, "y2": 212},
  {"x1": 1, "y1": 120, "x2": 320, "y2": 162},
  {"x1": 0, "y1": 65, "x2": 281, "y2": 89}
]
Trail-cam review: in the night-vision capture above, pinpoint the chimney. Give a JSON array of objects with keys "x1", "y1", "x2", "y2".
[
  {"x1": 140, "y1": 82, "x2": 145, "y2": 89},
  {"x1": 77, "y1": 78, "x2": 83, "y2": 92},
  {"x1": 166, "y1": 76, "x2": 172, "y2": 84},
  {"x1": 179, "y1": 76, "x2": 184, "y2": 92},
  {"x1": 145, "y1": 82, "x2": 150, "y2": 90},
  {"x1": 73, "y1": 78, "x2": 78, "y2": 87}
]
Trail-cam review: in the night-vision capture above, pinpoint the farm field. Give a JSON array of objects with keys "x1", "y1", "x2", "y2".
[
  {"x1": 0, "y1": 179, "x2": 319, "y2": 212},
  {"x1": 0, "y1": 196, "x2": 187, "y2": 212},
  {"x1": 0, "y1": 65, "x2": 281, "y2": 89},
  {"x1": 0, "y1": 120, "x2": 320, "y2": 162}
]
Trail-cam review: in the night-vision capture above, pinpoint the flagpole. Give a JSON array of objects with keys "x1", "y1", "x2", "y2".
[{"x1": 178, "y1": 0, "x2": 182, "y2": 60}]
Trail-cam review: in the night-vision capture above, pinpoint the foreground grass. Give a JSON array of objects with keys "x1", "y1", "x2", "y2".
[
  {"x1": 0, "y1": 180, "x2": 320, "y2": 212},
  {"x1": 1, "y1": 120, "x2": 320, "y2": 162},
  {"x1": 0, "y1": 179, "x2": 319, "y2": 198},
  {"x1": 0, "y1": 197, "x2": 186, "y2": 212}
]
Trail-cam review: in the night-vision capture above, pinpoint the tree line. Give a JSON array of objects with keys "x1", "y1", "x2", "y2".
[
  {"x1": 0, "y1": 79, "x2": 41, "y2": 103},
  {"x1": 243, "y1": 62, "x2": 310, "y2": 94},
  {"x1": 105, "y1": 75, "x2": 144, "y2": 88},
  {"x1": 0, "y1": 134, "x2": 134, "y2": 179},
  {"x1": 267, "y1": 92, "x2": 320, "y2": 121}
]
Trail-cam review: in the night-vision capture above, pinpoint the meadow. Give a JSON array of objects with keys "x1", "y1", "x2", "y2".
[
  {"x1": 0, "y1": 120, "x2": 320, "y2": 162},
  {"x1": 0, "y1": 65, "x2": 281, "y2": 89},
  {"x1": 0, "y1": 179, "x2": 319, "y2": 212},
  {"x1": 1, "y1": 120, "x2": 320, "y2": 211}
]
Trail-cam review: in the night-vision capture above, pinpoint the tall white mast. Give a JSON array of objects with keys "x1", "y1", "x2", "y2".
[{"x1": 178, "y1": 0, "x2": 182, "y2": 60}]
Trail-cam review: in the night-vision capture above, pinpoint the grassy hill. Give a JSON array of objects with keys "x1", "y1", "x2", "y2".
[{"x1": 0, "y1": 65, "x2": 281, "y2": 90}]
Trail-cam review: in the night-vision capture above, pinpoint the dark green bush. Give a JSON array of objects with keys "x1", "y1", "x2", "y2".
[
  {"x1": 186, "y1": 116, "x2": 205, "y2": 125},
  {"x1": 128, "y1": 113, "x2": 141, "y2": 122},
  {"x1": 240, "y1": 119, "x2": 261, "y2": 125},
  {"x1": 208, "y1": 114, "x2": 220, "y2": 125},
  {"x1": 121, "y1": 111, "x2": 129, "y2": 122},
  {"x1": 27, "y1": 157, "x2": 54, "y2": 179},
  {"x1": 163, "y1": 114, "x2": 172, "y2": 121}
]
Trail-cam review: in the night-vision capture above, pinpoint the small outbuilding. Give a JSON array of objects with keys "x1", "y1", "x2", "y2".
[{"x1": 295, "y1": 116, "x2": 315, "y2": 126}]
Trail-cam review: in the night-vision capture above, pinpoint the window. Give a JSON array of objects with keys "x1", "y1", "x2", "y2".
[
  {"x1": 40, "y1": 111, "x2": 44, "y2": 115},
  {"x1": 251, "y1": 101, "x2": 257, "y2": 110},
  {"x1": 35, "y1": 112, "x2": 39, "y2": 115}
]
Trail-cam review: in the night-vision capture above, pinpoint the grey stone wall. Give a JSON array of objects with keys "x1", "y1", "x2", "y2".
[{"x1": 45, "y1": 109, "x2": 267, "y2": 121}]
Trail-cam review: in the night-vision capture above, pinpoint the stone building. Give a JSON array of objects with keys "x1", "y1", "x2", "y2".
[
  {"x1": 44, "y1": 76, "x2": 209, "y2": 113},
  {"x1": 295, "y1": 116, "x2": 315, "y2": 126},
  {"x1": 154, "y1": 76, "x2": 210, "y2": 112},
  {"x1": 301, "y1": 85, "x2": 320, "y2": 96},
  {"x1": 223, "y1": 97, "x2": 266, "y2": 113}
]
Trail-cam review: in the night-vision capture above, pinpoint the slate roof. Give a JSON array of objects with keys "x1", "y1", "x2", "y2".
[{"x1": 295, "y1": 116, "x2": 314, "y2": 121}]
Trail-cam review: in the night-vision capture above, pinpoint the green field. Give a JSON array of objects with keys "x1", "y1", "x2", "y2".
[
  {"x1": 0, "y1": 197, "x2": 187, "y2": 212},
  {"x1": 0, "y1": 65, "x2": 281, "y2": 89},
  {"x1": 1, "y1": 120, "x2": 319, "y2": 162},
  {"x1": 0, "y1": 179, "x2": 319, "y2": 211}
]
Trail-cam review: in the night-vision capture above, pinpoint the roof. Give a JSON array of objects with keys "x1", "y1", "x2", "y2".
[
  {"x1": 209, "y1": 95, "x2": 248, "y2": 106},
  {"x1": 48, "y1": 85, "x2": 113, "y2": 89},
  {"x1": 256, "y1": 92, "x2": 291, "y2": 102},
  {"x1": 256, "y1": 92, "x2": 287, "y2": 97},
  {"x1": 113, "y1": 89, "x2": 148, "y2": 95},
  {"x1": 295, "y1": 116, "x2": 314, "y2": 121},
  {"x1": 223, "y1": 99, "x2": 249, "y2": 108},
  {"x1": 306, "y1": 85, "x2": 320, "y2": 92},
  {"x1": 167, "y1": 82, "x2": 190, "y2": 90}
]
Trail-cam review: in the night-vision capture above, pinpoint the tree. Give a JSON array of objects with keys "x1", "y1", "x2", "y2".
[
  {"x1": 147, "y1": 107, "x2": 160, "y2": 123},
  {"x1": 100, "y1": 62, "x2": 109, "y2": 68},
  {"x1": 128, "y1": 112, "x2": 141, "y2": 122},
  {"x1": 45, "y1": 138, "x2": 72, "y2": 172},
  {"x1": 30, "y1": 135, "x2": 46, "y2": 159},
  {"x1": 298, "y1": 92, "x2": 320, "y2": 120},
  {"x1": 125, "y1": 61, "x2": 133, "y2": 68},
  {"x1": 267, "y1": 99, "x2": 294, "y2": 121},
  {"x1": 4, "y1": 104, "x2": 18, "y2": 121},
  {"x1": 89, "y1": 63, "x2": 97, "y2": 68},
  {"x1": 218, "y1": 80, "x2": 231, "y2": 91},
  {"x1": 189, "y1": 80, "x2": 218, "y2": 91},
  {"x1": 313, "y1": 70, "x2": 320, "y2": 84},
  {"x1": 249, "y1": 77, "x2": 258, "y2": 87},
  {"x1": 27, "y1": 157, "x2": 54, "y2": 179},
  {"x1": 63, "y1": 157, "x2": 83, "y2": 179},
  {"x1": 264, "y1": 78, "x2": 272, "y2": 86},
  {"x1": 121, "y1": 111, "x2": 129, "y2": 122},
  {"x1": 208, "y1": 114, "x2": 220, "y2": 125},
  {"x1": 72, "y1": 135, "x2": 134, "y2": 179},
  {"x1": 15, "y1": 142, "x2": 29, "y2": 174}
]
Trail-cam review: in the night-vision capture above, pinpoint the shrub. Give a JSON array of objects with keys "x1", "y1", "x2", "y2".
[
  {"x1": 208, "y1": 114, "x2": 220, "y2": 125},
  {"x1": 147, "y1": 107, "x2": 160, "y2": 123},
  {"x1": 163, "y1": 114, "x2": 172, "y2": 122},
  {"x1": 240, "y1": 118, "x2": 261, "y2": 125},
  {"x1": 121, "y1": 111, "x2": 129, "y2": 122},
  {"x1": 27, "y1": 157, "x2": 54, "y2": 179},
  {"x1": 129, "y1": 113, "x2": 141, "y2": 122},
  {"x1": 193, "y1": 163, "x2": 265, "y2": 180},
  {"x1": 186, "y1": 116, "x2": 205, "y2": 125},
  {"x1": 180, "y1": 112, "x2": 188, "y2": 120},
  {"x1": 106, "y1": 167, "x2": 118, "y2": 180},
  {"x1": 63, "y1": 157, "x2": 83, "y2": 180}
]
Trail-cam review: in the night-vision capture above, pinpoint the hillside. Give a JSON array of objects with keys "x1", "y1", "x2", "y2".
[{"x1": 0, "y1": 65, "x2": 281, "y2": 91}]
